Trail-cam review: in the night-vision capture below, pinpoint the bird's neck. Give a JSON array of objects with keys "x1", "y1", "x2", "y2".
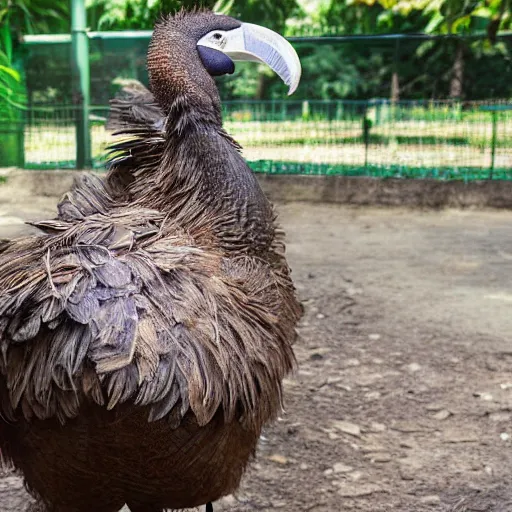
[
  {"x1": 118, "y1": 25, "x2": 275, "y2": 252},
  {"x1": 128, "y1": 124, "x2": 275, "y2": 253},
  {"x1": 147, "y1": 28, "x2": 223, "y2": 130}
]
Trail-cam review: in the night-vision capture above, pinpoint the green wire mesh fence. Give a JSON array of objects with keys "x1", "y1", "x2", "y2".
[
  {"x1": 2, "y1": 32, "x2": 509, "y2": 179},
  {"x1": 9, "y1": 99, "x2": 512, "y2": 180}
]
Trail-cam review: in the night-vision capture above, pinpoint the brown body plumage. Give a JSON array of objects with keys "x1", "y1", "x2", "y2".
[{"x1": 0, "y1": 10, "x2": 301, "y2": 512}]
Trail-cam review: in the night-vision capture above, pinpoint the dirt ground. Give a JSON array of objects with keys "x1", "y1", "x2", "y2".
[{"x1": 1, "y1": 200, "x2": 512, "y2": 511}]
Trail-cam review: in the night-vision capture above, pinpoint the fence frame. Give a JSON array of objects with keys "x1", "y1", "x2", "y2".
[
  {"x1": 20, "y1": 27, "x2": 512, "y2": 171},
  {"x1": 15, "y1": 98, "x2": 511, "y2": 182}
]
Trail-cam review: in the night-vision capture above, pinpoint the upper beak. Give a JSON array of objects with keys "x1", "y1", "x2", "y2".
[{"x1": 199, "y1": 23, "x2": 301, "y2": 95}]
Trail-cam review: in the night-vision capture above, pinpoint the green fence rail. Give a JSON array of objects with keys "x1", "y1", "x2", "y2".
[{"x1": 3, "y1": 99, "x2": 512, "y2": 180}]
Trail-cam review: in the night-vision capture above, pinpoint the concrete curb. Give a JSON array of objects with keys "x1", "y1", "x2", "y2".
[
  {"x1": 258, "y1": 175, "x2": 512, "y2": 209},
  {"x1": 2, "y1": 169, "x2": 512, "y2": 209}
]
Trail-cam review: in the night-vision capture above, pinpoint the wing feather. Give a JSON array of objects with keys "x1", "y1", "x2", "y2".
[{"x1": 0, "y1": 171, "x2": 301, "y2": 431}]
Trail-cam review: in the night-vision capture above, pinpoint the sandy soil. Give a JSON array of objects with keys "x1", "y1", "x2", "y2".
[{"x1": 1, "y1": 200, "x2": 512, "y2": 511}]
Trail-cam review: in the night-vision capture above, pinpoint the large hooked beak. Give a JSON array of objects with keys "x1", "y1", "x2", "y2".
[{"x1": 197, "y1": 23, "x2": 301, "y2": 95}]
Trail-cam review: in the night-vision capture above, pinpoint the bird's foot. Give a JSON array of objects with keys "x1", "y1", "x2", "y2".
[{"x1": 206, "y1": 503, "x2": 213, "y2": 512}]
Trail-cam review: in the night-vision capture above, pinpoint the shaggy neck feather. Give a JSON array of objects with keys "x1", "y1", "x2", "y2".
[{"x1": 128, "y1": 21, "x2": 275, "y2": 252}]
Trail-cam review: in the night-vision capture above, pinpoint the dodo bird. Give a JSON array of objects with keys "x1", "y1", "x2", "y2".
[{"x1": 0, "y1": 9, "x2": 302, "y2": 512}]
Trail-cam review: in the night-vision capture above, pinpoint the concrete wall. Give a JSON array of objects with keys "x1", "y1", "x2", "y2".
[
  {"x1": 0, "y1": 169, "x2": 79, "y2": 200},
  {"x1": 2, "y1": 169, "x2": 512, "y2": 209},
  {"x1": 257, "y1": 175, "x2": 512, "y2": 209}
]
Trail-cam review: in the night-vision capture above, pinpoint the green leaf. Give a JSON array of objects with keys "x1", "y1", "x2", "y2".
[
  {"x1": 472, "y1": 6, "x2": 492, "y2": 18},
  {"x1": 451, "y1": 13, "x2": 471, "y2": 32},
  {"x1": 214, "y1": 0, "x2": 235, "y2": 13},
  {"x1": 0, "y1": 23, "x2": 12, "y2": 63},
  {"x1": 0, "y1": 8, "x2": 9, "y2": 24},
  {"x1": 416, "y1": 39, "x2": 436, "y2": 57},
  {"x1": 0, "y1": 65, "x2": 21, "y2": 82},
  {"x1": 424, "y1": 11, "x2": 445, "y2": 32}
]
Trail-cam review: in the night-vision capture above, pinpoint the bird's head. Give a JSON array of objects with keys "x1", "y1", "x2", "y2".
[{"x1": 147, "y1": 10, "x2": 301, "y2": 122}]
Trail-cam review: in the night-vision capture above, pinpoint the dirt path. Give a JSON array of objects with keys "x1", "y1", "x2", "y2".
[{"x1": 2, "y1": 202, "x2": 512, "y2": 511}]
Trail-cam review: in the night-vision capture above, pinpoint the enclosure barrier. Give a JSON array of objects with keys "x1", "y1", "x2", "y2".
[
  {"x1": 5, "y1": 99, "x2": 511, "y2": 180},
  {"x1": 2, "y1": 29, "x2": 508, "y2": 179}
]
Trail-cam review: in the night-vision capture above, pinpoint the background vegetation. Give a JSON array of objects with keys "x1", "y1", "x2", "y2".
[
  {"x1": 0, "y1": 0, "x2": 509, "y2": 174},
  {"x1": 1, "y1": 0, "x2": 510, "y2": 108}
]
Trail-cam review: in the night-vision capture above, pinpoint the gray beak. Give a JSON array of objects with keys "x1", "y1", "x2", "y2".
[{"x1": 197, "y1": 23, "x2": 301, "y2": 95}]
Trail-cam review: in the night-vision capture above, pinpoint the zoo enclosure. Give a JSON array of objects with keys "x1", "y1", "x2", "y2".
[
  {"x1": 2, "y1": 31, "x2": 512, "y2": 180},
  {"x1": 18, "y1": 99, "x2": 512, "y2": 180}
]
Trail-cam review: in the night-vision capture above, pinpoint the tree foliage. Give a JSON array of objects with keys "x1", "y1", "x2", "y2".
[
  {"x1": 349, "y1": 0, "x2": 511, "y2": 35},
  {"x1": 3, "y1": 0, "x2": 512, "y2": 104},
  {"x1": 215, "y1": 0, "x2": 301, "y2": 32},
  {"x1": 86, "y1": 0, "x2": 217, "y2": 30},
  {"x1": 0, "y1": 0, "x2": 71, "y2": 111},
  {"x1": 5, "y1": 0, "x2": 69, "y2": 36},
  {"x1": 332, "y1": 0, "x2": 512, "y2": 99},
  {"x1": 0, "y1": 24, "x2": 25, "y2": 115}
]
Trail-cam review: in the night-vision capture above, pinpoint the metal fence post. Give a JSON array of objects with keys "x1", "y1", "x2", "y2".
[
  {"x1": 71, "y1": 0, "x2": 91, "y2": 169},
  {"x1": 490, "y1": 110, "x2": 497, "y2": 180},
  {"x1": 16, "y1": 116, "x2": 25, "y2": 168},
  {"x1": 302, "y1": 100, "x2": 309, "y2": 120},
  {"x1": 362, "y1": 103, "x2": 372, "y2": 169}
]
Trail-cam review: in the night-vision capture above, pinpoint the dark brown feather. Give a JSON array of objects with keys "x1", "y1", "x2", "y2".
[{"x1": 0, "y1": 9, "x2": 302, "y2": 512}]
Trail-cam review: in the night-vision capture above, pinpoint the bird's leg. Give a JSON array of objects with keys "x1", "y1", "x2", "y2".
[
  {"x1": 126, "y1": 501, "x2": 210, "y2": 512},
  {"x1": 125, "y1": 502, "x2": 163, "y2": 512}
]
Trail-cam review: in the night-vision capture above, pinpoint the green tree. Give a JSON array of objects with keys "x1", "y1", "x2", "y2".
[
  {"x1": 0, "y1": 16, "x2": 25, "y2": 114},
  {"x1": 5, "y1": 0, "x2": 69, "y2": 35},
  {"x1": 0, "y1": 7, "x2": 26, "y2": 166},
  {"x1": 0, "y1": 0, "x2": 70, "y2": 104},
  {"x1": 0, "y1": 0, "x2": 69, "y2": 107},
  {"x1": 351, "y1": 0, "x2": 512, "y2": 98},
  {"x1": 86, "y1": 0, "x2": 218, "y2": 30},
  {"x1": 215, "y1": 0, "x2": 300, "y2": 32}
]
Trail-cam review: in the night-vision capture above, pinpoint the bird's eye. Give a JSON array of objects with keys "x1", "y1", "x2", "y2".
[{"x1": 212, "y1": 33, "x2": 223, "y2": 41}]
